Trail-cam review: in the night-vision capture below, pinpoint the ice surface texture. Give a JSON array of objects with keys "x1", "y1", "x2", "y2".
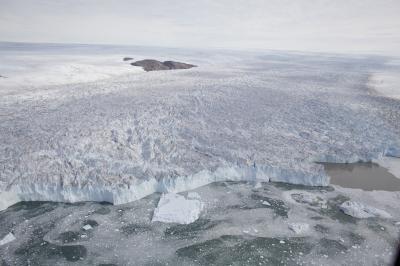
[{"x1": 0, "y1": 43, "x2": 400, "y2": 208}]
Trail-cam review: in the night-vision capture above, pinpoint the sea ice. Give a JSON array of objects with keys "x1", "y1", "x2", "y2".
[
  {"x1": 288, "y1": 223, "x2": 310, "y2": 234},
  {"x1": 82, "y1": 224, "x2": 93, "y2": 231},
  {"x1": 152, "y1": 193, "x2": 203, "y2": 224},
  {"x1": 289, "y1": 192, "x2": 327, "y2": 208},
  {"x1": 262, "y1": 200, "x2": 271, "y2": 206},
  {"x1": 339, "y1": 201, "x2": 392, "y2": 219},
  {"x1": 0, "y1": 233, "x2": 16, "y2": 246}
]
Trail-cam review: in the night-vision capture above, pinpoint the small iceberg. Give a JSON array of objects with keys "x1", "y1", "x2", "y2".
[
  {"x1": 152, "y1": 193, "x2": 203, "y2": 224},
  {"x1": 261, "y1": 200, "x2": 271, "y2": 206},
  {"x1": 288, "y1": 223, "x2": 310, "y2": 234},
  {"x1": 0, "y1": 232, "x2": 16, "y2": 246},
  {"x1": 290, "y1": 192, "x2": 327, "y2": 208},
  {"x1": 82, "y1": 224, "x2": 93, "y2": 231},
  {"x1": 339, "y1": 201, "x2": 391, "y2": 219}
]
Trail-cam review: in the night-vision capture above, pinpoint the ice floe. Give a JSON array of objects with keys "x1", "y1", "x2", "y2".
[
  {"x1": 339, "y1": 201, "x2": 392, "y2": 219},
  {"x1": 287, "y1": 191, "x2": 327, "y2": 208},
  {"x1": 82, "y1": 224, "x2": 93, "y2": 231},
  {"x1": 152, "y1": 193, "x2": 203, "y2": 224},
  {"x1": 288, "y1": 223, "x2": 310, "y2": 234},
  {"x1": 261, "y1": 200, "x2": 271, "y2": 206},
  {"x1": 0, "y1": 233, "x2": 16, "y2": 246},
  {"x1": 368, "y1": 70, "x2": 400, "y2": 100}
]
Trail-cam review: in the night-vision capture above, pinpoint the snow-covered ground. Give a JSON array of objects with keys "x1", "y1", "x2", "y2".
[
  {"x1": 368, "y1": 59, "x2": 400, "y2": 100},
  {"x1": 0, "y1": 42, "x2": 400, "y2": 265}
]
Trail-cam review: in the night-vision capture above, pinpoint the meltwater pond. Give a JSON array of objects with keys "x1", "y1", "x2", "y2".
[
  {"x1": 323, "y1": 162, "x2": 400, "y2": 191},
  {"x1": 1, "y1": 181, "x2": 399, "y2": 266}
]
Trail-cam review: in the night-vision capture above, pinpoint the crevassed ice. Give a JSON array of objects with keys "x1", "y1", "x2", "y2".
[{"x1": 1, "y1": 45, "x2": 400, "y2": 209}]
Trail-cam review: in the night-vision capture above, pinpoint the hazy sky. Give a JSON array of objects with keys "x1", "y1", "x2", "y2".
[{"x1": 1, "y1": 0, "x2": 400, "y2": 55}]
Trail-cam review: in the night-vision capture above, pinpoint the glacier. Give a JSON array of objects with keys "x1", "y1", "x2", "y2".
[{"x1": 0, "y1": 42, "x2": 400, "y2": 211}]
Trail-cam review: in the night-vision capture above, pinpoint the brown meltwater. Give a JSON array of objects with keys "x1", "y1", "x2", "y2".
[{"x1": 322, "y1": 162, "x2": 400, "y2": 191}]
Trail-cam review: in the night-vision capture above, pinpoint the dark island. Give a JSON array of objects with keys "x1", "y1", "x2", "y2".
[{"x1": 131, "y1": 59, "x2": 196, "y2": 71}]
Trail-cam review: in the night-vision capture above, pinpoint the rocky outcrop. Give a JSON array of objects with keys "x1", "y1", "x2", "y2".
[
  {"x1": 131, "y1": 59, "x2": 196, "y2": 72},
  {"x1": 123, "y1": 57, "x2": 133, "y2": 61}
]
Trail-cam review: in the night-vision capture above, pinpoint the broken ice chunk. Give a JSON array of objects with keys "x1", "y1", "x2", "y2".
[
  {"x1": 82, "y1": 224, "x2": 93, "y2": 231},
  {"x1": 254, "y1": 182, "x2": 262, "y2": 189},
  {"x1": 288, "y1": 223, "x2": 310, "y2": 234},
  {"x1": 152, "y1": 193, "x2": 203, "y2": 224},
  {"x1": 290, "y1": 192, "x2": 327, "y2": 207},
  {"x1": 261, "y1": 200, "x2": 271, "y2": 206},
  {"x1": 0, "y1": 232, "x2": 16, "y2": 246},
  {"x1": 339, "y1": 201, "x2": 391, "y2": 219}
]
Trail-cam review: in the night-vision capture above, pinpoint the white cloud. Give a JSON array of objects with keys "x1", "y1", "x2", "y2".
[{"x1": 0, "y1": 0, "x2": 399, "y2": 55}]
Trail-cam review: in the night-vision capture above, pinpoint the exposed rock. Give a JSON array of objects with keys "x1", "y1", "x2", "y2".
[
  {"x1": 131, "y1": 59, "x2": 169, "y2": 71},
  {"x1": 163, "y1": 60, "x2": 196, "y2": 70},
  {"x1": 123, "y1": 57, "x2": 133, "y2": 61},
  {"x1": 131, "y1": 59, "x2": 196, "y2": 72}
]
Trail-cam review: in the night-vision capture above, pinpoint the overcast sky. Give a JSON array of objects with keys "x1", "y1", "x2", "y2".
[{"x1": 1, "y1": 0, "x2": 399, "y2": 55}]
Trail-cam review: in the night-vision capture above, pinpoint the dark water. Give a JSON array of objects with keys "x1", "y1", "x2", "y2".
[{"x1": 323, "y1": 162, "x2": 400, "y2": 191}]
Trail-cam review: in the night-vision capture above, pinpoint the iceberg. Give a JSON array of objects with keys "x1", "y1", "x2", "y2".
[
  {"x1": 0, "y1": 233, "x2": 16, "y2": 246},
  {"x1": 288, "y1": 223, "x2": 310, "y2": 234},
  {"x1": 152, "y1": 193, "x2": 203, "y2": 224},
  {"x1": 339, "y1": 201, "x2": 392, "y2": 219},
  {"x1": 82, "y1": 224, "x2": 93, "y2": 231}
]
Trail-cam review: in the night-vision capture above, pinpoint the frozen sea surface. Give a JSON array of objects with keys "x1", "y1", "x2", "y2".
[{"x1": 0, "y1": 181, "x2": 399, "y2": 265}]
